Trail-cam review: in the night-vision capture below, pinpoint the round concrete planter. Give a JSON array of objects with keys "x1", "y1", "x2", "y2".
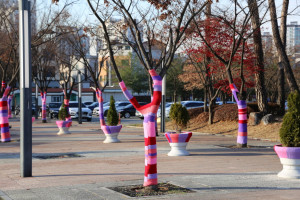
[
  {"x1": 274, "y1": 145, "x2": 300, "y2": 179},
  {"x1": 56, "y1": 120, "x2": 71, "y2": 135},
  {"x1": 101, "y1": 125, "x2": 122, "y2": 143},
  {"x1": 165, "y1": 132, "x2": 192, "y2": 156}
]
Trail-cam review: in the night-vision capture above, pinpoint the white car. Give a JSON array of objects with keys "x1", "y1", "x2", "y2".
[
  {"x1": 93, "y1": 101, "x2": 130, "y2": 116},
  {"x1": 68, "y1": 102, "x2": 92, "y2": 121},
  {"x1": 93, "y1": 102, "x2": 109, "y2": 116}
]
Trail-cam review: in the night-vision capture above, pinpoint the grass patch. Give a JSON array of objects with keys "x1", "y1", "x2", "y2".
[{"x1": 108, "y1": 182, "x2": 194, "y2": 197}]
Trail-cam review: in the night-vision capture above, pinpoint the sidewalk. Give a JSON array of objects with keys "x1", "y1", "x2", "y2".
[{"x1": 1, "y1": 118, "x2": 300, "y2": 200}]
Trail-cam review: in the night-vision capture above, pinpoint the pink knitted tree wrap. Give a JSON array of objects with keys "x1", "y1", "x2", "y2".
[
  {"x1": 41, "y1": 92, "x2": 47, "y2": 121},
  {"x1": 119, "y1": 69, "x2": 162, "y2": 186},
  {"x1": 0, "y1": 86, "x2": 11, "y2": 142},
  {"x1": 230, "y1": 84, "x2": 248, "y2": 145},
  {"x1": 95, "y1": 89, "x2": 122, "y2": 135}
]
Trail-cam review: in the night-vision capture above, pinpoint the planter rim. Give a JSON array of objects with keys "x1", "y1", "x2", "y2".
[
  {"x1": 165, "y1": 131, "x2": 192, "y2": 135},
  {"x1": 165, "y1": 132, "x2": 192, "y2": 143},
  {"x1": 274, "y1": 144, "x2": 300, "y2": 159}
]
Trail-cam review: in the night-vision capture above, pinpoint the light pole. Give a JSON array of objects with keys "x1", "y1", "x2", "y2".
[
  {"x1": 19, "y1": 0, "x2": 32, "y2": 177},
  {"x1": 160, "y1": 62, "x2": 166, "y2": 133},
  {"x1": 35, "y1": 78, "x2": 38, "y2": 119},
  {"x1": 78, "y1": 71, "x2": 82, "y2": 124}
]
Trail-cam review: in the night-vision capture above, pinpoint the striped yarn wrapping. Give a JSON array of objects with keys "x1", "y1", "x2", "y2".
[
  {"x1": 8, "y1": 95, "x2": 12, "y2": 118},
  {"x1": 119, "y1": 69, "x2": 161, "y2": 187},
  {"x1": 41, "y1": 92, "x2": 47, "y2": 121},
  {"x1": 165, "y1": 132, "x2": 192, "y2": 143},
  {"x1": 0, "y1": 86, "x2": 11, "y2": 142},
  {"x1": 56, "y1": 120, "x2": 72, "y2": 128},
  {"x1": 229, "y1": 84, "x2": 248, "y2": 145},
  {"x1": 274, "y1": 145, "x2": 300, "y2": 159},
  {"x1": 95, "y1": 89, "x2": 122, "y2": 135}
]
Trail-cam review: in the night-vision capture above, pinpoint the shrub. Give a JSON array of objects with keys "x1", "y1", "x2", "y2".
[
  {"x1": 279, "y1": 91, "x2": 300, "y2": 147},
  {"x1": 58, "y1": 102, "x2": 69, "y2": 121},
  {"x1": 107, "y1": 96, "x2": 119, "y2": 126},
  {"x1": 169, "y1": 103, "x2": 190, "y2": 133}
]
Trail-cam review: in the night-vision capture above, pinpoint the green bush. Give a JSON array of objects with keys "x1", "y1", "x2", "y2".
[
  {"x1": 279, "y1": 91, "x2": 300, "y2": 147},
  {"x1": 107, "y1": 96, "x2": 119, "y2": 126},
  {"x1": 169, "y1": 103, "x2": 190, "y2": 133},
  {"x1": 58, "y1": 102, "x2": 69, "y2": 121}
]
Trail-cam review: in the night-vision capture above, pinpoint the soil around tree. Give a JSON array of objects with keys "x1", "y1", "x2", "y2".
[
  {"x1": 166, "y1": 104, "x2": 283, "y2": 142},
  {"x1": 108, "y1": 182, "x2": 194, "y2": 197}
]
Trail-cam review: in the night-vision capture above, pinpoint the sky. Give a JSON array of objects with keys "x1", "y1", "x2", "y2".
[{"x1": 36, "y1": 0, "x2": 300, "y2": 32}]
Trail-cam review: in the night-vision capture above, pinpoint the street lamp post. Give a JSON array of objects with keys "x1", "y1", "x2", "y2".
[
  {"x1": 19, "y1": 0, "x2": 32, "y2": 177},
  {"x1": 78, "y1": 71, "x2": 82, "y2": 124}
]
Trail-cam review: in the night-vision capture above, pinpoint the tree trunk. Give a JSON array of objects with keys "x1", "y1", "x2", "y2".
[
  {"x1": 268, "y1": 0, "x2": 299, "y2": 92},
  {"x1": 248, "y1": 0, "x2": 268, "y2": 114},
  {"x1": 119, "y1": 69, "x2": 161, "y2": 187},
  {"x1": 41, "y1": 92, "x2": 47, "y2": 123},
  {"x1": 276, "y1": 0, "x2": 288, "y2": 115},
  {"x1": 0, "y1": 87, "x2": 11, "y2": 142},
  {"x1": 208, "y1": 103, "x2": 213, "y2": 125},
  {"x1": 277, "y1": 65, "x2": 285, "y2": 115},
  {"x1": 204, "y1": 87, "x2": 208, "y2": 112}
]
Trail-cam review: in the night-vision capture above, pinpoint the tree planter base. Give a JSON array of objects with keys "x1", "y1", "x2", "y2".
[
  {"x1": 56, "y1": 120, "x2": 71, "y2": 135},
  {"x1": 168, "y1": 142, "x2": 189, "y2": 156},
  {"x1": 103, "y1": 133, "x2": 120, "y2": 143},
  {"x1": 57, "y1": 127, "x2": 71, "y2": 135},
  {"x1": 165, "y1": 132, "x2": 192, "y2": 156},
  {"x1": 101, "y1": 125, "x2": 122, "y2": 143},
  {"x1": 274, "y1": 145, "x2": 300, "y2": 179}
]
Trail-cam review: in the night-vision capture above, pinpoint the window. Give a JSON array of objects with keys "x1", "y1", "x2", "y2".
[
  {"x1": 125, "y1": 46, "x2": 130, "y2": 50},
  {"x1": 51, "y1": 96, "x2": 61, "y2": 102}
]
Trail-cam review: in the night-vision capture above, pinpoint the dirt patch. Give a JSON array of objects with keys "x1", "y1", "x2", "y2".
[
  {"x1": 108, "y1": 182, "x2": 194, "y2": 197},
  {"x1": 166, "y1": 104, "x2": 282, "y2": 142}
]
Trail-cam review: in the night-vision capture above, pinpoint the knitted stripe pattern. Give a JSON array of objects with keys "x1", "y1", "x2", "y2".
[
  {"x1": 0, "y1": 86, "x2": 11, "y2": 142},
  {"x1": 95, "y1": 89, "x2": 122, "y2": 135},
  {"x1": 119, "y1": 69, "x2": 162, "y2": 187},
  {"x1": 165, "y1": 132, "x2": 192, "y2": 143},
  {"x1": 8, "y1": 95, "x2": 12, "y2": 119},
  {"x1": 230, "y1": 84, "x2": 247, "y2": 145},
  {"x1": 41, "y1": 92, "x2": 47, "y2": 121}
]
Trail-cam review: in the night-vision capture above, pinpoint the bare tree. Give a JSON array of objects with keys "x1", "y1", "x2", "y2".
[
  {"x1": 86, "y1": 0, "x2": 208, "y2": 189},
  {"x1": 268, "y1": 0, "x2": 299, "y2": 93}
]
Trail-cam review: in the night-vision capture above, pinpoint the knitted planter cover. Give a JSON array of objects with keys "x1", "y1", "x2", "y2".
[
  {"x1": 8, "y1": 95, "x2": 12, "y2": 119},
  {"x1": 95, "y1": 89, "x2": 122, "y2": 142},
  {"x1": 41, "y1": 92, "x2": 47, "y2": 122},
  {"x1": 32, "y1": 117, "x2": 35, "y2": 123},
  {"x1": 165, "y1": 132, "x2": 192, "y2": 143},
  {"x1": 230, "y1": 84, "x2": 248, "y2": 146},
  {"x1": 0, "y1": 86, "x2": 11, "y2": 142},
  {"x1": 56, "y1": 120, "x2": 72, "y2": 128},
  {"x1": 119, "y1": 69, "x2": 161, "y2": 187}
]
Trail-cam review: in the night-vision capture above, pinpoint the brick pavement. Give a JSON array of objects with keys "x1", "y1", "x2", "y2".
[{"x1": 0, "y1": 118, "x2": 300, "y2": 200}]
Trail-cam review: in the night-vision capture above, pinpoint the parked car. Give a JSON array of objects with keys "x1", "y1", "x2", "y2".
[
  {"x1": 68, "y1": 102, "x2": 92, "y2": 121},
  {"x1": 83, "y1": 101, "x2": 94, "y2": 106},
  {"x1": 48, "y1": 102, "x2": 62, "y2": 119},
  {"x1": 87, "y1": 102, "x2": 99, "y2": 111},
  {"x1": 117, "y1": 102, "x2": 147, "y2": 118},
  {"x1": 93, "y1": 102, "x2": 109, "y2": 116},
  {"x1": 164, "y1": 101, "x2": 205, "y2": 118},
  {"x1": 93, "y1": 101, "x2": 130, "y2": 116},
  {"x1": 216, "y1": 101, "x2": 236, "y2": 105}
]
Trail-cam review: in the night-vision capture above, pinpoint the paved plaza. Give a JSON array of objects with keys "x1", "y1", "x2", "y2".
[{"x1": 1, "y1": 118, "x2": 300, "y2": 200}]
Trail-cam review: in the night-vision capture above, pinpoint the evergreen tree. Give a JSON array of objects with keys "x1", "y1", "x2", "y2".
[{"x1": 107, "y1": 96, "x2": 119, "y2": 126}]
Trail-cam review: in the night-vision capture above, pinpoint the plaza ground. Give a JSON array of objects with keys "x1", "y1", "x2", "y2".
[{"x1": 0, "y1": 117, "x2": 299, "y2": 200}]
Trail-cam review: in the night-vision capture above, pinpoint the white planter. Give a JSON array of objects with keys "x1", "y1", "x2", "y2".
[
  {"x1": 277, "y1": 158, "x2": 300, "y2": 179},
  {"x1": 274, "y1": 145, "x2": 300, "y2": 179},
  {"x1": 168, "y1": 142, "x2": 189, "y2": 156},
  {"x1": 57, "y1": 127, "x2": 71, "y2": 135},
  {"x1": 103, "y1": 133, "x2": 120, "y2": 143}
]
